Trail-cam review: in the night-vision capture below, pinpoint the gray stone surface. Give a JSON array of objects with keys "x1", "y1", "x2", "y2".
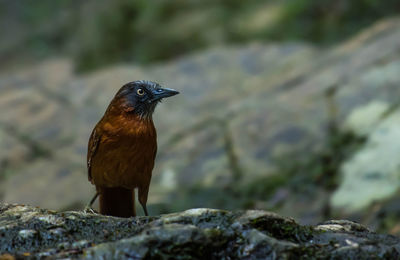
[{"x1": 0, "y1": 204, "x2": 399, "y2": 259}]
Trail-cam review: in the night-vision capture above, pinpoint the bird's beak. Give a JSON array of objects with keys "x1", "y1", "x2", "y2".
[{"x1": 150, "y1": 88, "x2": 179, "y2": 102}]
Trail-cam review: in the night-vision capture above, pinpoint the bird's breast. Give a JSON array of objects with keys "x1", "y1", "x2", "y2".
[{"x1": 91, "y1": 115, "x2": 157, "y2": 189}]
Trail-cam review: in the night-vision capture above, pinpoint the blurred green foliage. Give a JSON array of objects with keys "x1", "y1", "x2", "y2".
[
  {"x1": 75, "y1": 0, "x2": 400, "y2": 71},
  {"x1": 270, "y1": 0, "x2": 400, "y2": 43},
  {"x1": 73, "y1": 0, "x2": 252, "y2": 71},
  {"x1": 1, "y1": 0, "x2": 399, "y2": 71}
]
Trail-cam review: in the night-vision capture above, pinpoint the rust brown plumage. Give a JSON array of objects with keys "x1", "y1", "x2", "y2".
[{"x1": 87, "y1": 80, "x2": 179, "y2": 217}]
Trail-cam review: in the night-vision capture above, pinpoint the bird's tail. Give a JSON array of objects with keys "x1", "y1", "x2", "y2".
[{"x1": 98, "y1": 187, "x2": 136, "y2": 217}]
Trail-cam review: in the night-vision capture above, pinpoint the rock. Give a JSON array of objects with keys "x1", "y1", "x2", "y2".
[
  {"x1": 0, "y1": 204, "x2": 399, "y2": 259},
  {"x1": 332, "y1": 108, "x2": 400, "y2": 212}
]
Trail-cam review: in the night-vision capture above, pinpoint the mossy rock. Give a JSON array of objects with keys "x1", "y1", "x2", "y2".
[{"x1": 1, "y1": 204, "x2": 399, "y2": 259}]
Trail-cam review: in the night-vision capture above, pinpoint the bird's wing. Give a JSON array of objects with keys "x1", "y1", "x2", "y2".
[{"x1": 87, "y1": 128, "x2": 102, "y2": 182}]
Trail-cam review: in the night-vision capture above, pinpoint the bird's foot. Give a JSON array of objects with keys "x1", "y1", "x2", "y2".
[{"x1": 83, "y1": 206, "x2": 99, "y2": 214}]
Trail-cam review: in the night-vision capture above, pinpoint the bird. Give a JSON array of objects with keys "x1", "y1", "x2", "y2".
[{"x1": 86, "y1": 80, "x2": 179, "y2": 217}]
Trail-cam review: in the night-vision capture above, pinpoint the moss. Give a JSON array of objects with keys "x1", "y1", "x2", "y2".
[
  {"x1": 2, "y1": 205, "x2": 400, "y2": 259},
  {"x1": 242, "y1": 171, "x2": 292, "y2": 201},
  {"x1": 249, "y1": 216, "x2": 314, "y2": 243},
  {"x1": 377, "y1": 213, "x2": 400, "y2": 235},
  {"x1": 286, "y1": 244, "x2": 331, "y2": 259}
]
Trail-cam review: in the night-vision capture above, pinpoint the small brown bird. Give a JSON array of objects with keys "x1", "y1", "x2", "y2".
[{"x1": 87, "y1": 80, "x2": 179, "y2": 217}]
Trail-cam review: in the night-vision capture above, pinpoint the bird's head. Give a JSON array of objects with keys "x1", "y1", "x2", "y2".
[{"x1": 113, "y1": 80, "x2": 179, "y2": 119}]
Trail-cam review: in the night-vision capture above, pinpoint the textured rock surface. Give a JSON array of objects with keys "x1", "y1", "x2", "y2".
[
  {"x1": 332, "y1": 107, "x2": 400, "y2": 211},
  {"x1": 0, "y1": 204, "x2": 399, "y2": 259},
  {"x1": 2, "y1": 18, "x2": 400, "y2": 218}
]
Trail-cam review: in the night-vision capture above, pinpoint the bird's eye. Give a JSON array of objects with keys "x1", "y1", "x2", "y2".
[{"x1": 137, "y1": 88, "x2": 145, "y2": 96}]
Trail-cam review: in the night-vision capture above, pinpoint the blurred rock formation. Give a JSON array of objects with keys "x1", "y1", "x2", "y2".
[{"x1": 1, "y1": 18, "x2": 400, "y2": 233}]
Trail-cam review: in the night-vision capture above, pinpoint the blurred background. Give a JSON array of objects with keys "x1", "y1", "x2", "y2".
[{"x1": 1, "y1": 0, "x2": 400, "y2": 235}]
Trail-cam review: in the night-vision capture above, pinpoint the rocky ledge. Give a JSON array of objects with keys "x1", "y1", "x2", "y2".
[{"x1": 0, "y1": 203, "x2": 399, "y2": 259}]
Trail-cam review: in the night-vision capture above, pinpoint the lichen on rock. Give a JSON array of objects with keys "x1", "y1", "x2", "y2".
[{"x1": 0, "y1": 203, "x2": 399, "y2": 259}]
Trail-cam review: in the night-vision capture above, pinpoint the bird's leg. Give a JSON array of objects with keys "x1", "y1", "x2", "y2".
[
  {"x1": 88, "y1": 192, "x2": 100, "y2": 207},
  {"x1": 138, "y1": 186, "x2": 149, "y2": 216},
  {"x1": 142, "y1": 204, "x2": 148, "y2": 216},
  {"x1": 84, "y1": 192, "x2": 99, "y2": 214}
]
